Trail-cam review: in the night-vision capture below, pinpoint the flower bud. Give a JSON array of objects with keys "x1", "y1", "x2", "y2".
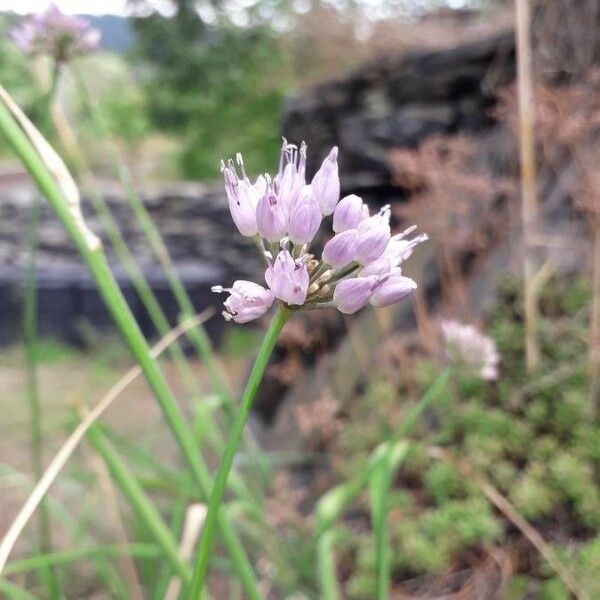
[
  {"x1": 256, "y1": 189, "x2": 288, "y2": 242},
  {"x1": 359, "y1": 256, "x2": 392, "y2": 277},
  {"x1": 333, "y1": 194, "x2": 366, "y2": 233},
  {"x1": 322, "y1": 229, "x2": 358, "y2": 269},
  {"x1": 384, "y1": 232, "x2": 429, "y2": 266},
  {"x1": 333, "y1": 276, "x2": 378, "y2": 314},
  {"x1": 356, "y1": 214, "x2": 391, "y2": 265},
  {"x1": 223, "y1": 165, "x2": 263, "y2": 237},
  {"x1": 288, "y1": 186, "x2": 322, "y2": 244},
  {"x1": 369, "y1": 275, "x2": 417, "y2": 307},
  {"x1": 312, "y1": 146, "x2": 340, "y2": 216},
  {"x1": 214, "y1": 280, "x2": 274, "y2": 324},
  {"x1": 265, "y1": 250, "x2": 309, "y2": 305}
]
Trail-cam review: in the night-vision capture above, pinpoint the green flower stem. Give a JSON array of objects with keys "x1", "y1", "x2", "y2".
[
  {"x1": 190, "y1": 306, "x2": 290, "y2": 597},
  {"x1": 317, "y1": 531, "x2": 340, "y2": 600},
  {"x1": 24, "y1": 197, "x2": 61, "y2": 600},
  {"x1": 23, "y1": 63, "x2": 63, "y2": 600},
  {"x1": 0, "y1": 95, "x2": 262, "y2": 600},
  {"x1": 86, "y1": 425, "x2": 191, "y2": 584}
]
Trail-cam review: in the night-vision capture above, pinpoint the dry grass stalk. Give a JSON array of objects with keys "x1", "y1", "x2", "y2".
[
  {"x1": 516, "y1": 0, "x2": 541, "y2": 372},
  {"x1": 164, "y1": 504, "x2": 207, "y2": 600}
]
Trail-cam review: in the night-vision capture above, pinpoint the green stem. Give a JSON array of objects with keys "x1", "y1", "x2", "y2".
[
  {"x1": 370, "y1": 443, "x2": 409, "y2": 600},
  {"x1": 190, "y1": 306, "x2": 290, "y2": 597},
  {"x1": 3, "y1": 544, "x2": 159, "y2": 576},
  {"x1": 24, "y1": 197, "x2": 61, "y2": 600},
  {"x1": 317, "y1": 531, "x2": 339, "y2": 600},
  {"x1": 0, "y1": 92, "x2": 262, "y2": 600},
  {"x1": 86, "y1": 425, "x2": 191, "y2": 585}
]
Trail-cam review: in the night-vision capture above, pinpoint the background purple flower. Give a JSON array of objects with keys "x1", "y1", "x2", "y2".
[{"x1": 11, "y1": 4, "x2": 101, "y2": 62}]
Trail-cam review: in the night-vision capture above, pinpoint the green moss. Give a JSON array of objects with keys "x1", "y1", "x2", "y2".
[{"x1": 325, "y1": 274, "x2": 598, "y2": 596}]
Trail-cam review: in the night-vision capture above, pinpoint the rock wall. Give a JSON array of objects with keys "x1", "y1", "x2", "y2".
[
  {"x1": 0, "y1": 176, "x2": 257, "y2": 345},
  {"x1": 282, "y1": 31, "x2": 515, "y2": 197}
]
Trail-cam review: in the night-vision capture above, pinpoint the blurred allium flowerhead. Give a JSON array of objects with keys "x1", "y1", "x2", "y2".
[
  {"x1": 11, "y1": 3, "x2": 101, "y2": 62},
  {"x1": 441, "y1": 320, "x2": 500, "y2": 380},
  {"x1": 213, "y1": 140, "x2": 427, "y2": 323}
]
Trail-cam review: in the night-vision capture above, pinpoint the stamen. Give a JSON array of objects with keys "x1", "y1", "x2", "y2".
[
  {"x1": 211, "y1": 285, "x2": 224, "y2": 293},
  {"x1": 235, "y1": 153, "x2": 247, "y2": 179}
]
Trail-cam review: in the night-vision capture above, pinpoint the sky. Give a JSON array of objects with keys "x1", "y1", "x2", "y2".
[
  {"x1": 0, "y1": 0, "x2": 472, "y2": 17},
  {"x1": 0, "y1": 0, "x2": 130, "y2": 14}
]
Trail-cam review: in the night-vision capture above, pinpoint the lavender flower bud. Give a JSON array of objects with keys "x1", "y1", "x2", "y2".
[
  {"x1": 333, "y1": 276, "x2": 378, "y2": 314},
  {"x1": 384, "y1": 232, "x2": 429, "y2": 266},
  {"x1": 223, "y1": 165, "x2": 261, "y2": 237},
  {"x1": 333, "y1": 194, "x2": 366, "y2": 233},
  {"x1": 356, "y1": 214, "x2": 391, "y2": 265},
  {"x1": 359, "y1": 256, "x2": 392, "y2": 277},
  {"x1": 257, "y1": 189, "x2": 288, "y2": 242},
  {"x1": 322, "y1": 229, "x2": 358, "y2": 269},
  {"x1": 312, "y1": 146, "x2": 340, "y2": 216},
  {"x1": 265, "y1": 250, "x2": 309, "y2": 306},
  {"x1": 277, "y1": 140, "x2": 306, "y2": 218},
  {"x1": 213, "y1": 280, "x2": 274, "y2": 324},
  {"x1": 288, "y1": 186, "x2": 322, "y2": 244},
  {"x1": 369, "y1": 275, "x2": 417, "y2": 307}
]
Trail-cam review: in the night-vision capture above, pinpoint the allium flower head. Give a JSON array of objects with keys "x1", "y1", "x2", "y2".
[
  {"x1": 11, "y1": 4, "x2": 101, "y2": 62},
  {"x1": 214, "y1": 140, "x2": 427, "y2": 323},
  {"x1": 441, "y1": 320, "x2": 500, "y2": 380}
]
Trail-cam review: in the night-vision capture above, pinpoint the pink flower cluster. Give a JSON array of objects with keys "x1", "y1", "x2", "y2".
[
  {"x1": 441, "y1": 320, "x2": 500, "y2": 381},
  {"x1": 11, "y1": 4, "x2": 101, "y2": 62},
  {"x1": 213, "y1": 141, "x2": 427, "y2": 323}
]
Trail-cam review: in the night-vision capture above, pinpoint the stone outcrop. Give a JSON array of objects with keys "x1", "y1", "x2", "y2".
[
  {"x1": 281, "y1": 31, "x2": 515, "y2": 196},
  {"x1": 0, "y1": 175, "x2": 258, "y2": 344}
]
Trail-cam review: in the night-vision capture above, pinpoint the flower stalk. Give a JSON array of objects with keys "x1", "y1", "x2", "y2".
[{"x1": 190, "y1": 305, "x2": 290, "y2": 595}]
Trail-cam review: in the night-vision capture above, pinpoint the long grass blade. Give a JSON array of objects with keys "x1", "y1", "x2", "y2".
[
  {"x1": 3, "y1": 544, "x2": 160, "y2": 576},
  {"x1": 369, "y1": 442, "x2": 410, "y2": 600}
]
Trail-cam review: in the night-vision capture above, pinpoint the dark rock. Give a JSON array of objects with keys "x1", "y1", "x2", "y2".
[
  {"x1": 281, "y1": 30, "x2": 516, "y2": 195},
  {"x1": 0, "y1": 178, "x2": 261, "y2": 346}
]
